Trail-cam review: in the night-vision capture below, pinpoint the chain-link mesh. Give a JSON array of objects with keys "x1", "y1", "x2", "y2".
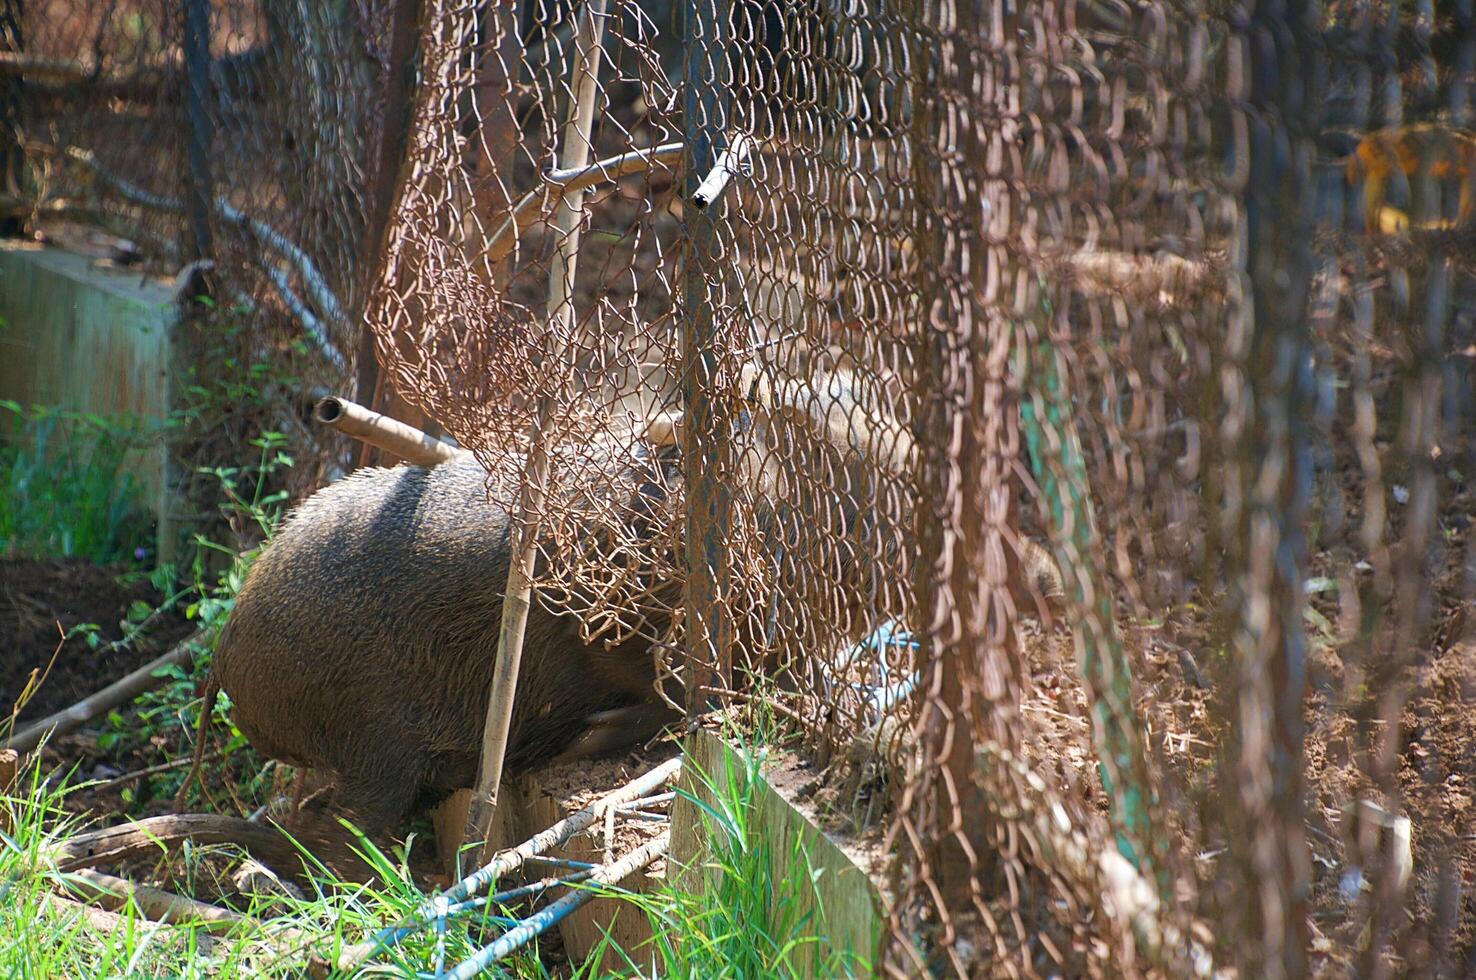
[{"x1": 9, "y1": 0, "x2": 1476, "y2": 974}]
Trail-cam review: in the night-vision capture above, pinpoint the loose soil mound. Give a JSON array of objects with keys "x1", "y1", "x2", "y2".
[{"x1": 0, "y1": 558, "x2": 194, "y2": 723}]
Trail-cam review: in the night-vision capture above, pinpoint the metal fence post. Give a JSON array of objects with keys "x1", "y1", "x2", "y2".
[
  {"x1": 181, "y1": 0, "x2": 213, "y2": 261},
  {"x1": 0, "y1": 0, "x2": 22, "y2": 236},
  {"x1": 680, "y1": 0, "x2": 734, "y2": 714},
  {"x1": 1223, "y1": 0, "x2": 1321, "y2": 974},
  {"x1": 901, "y1": 0, "x2": 1024, "y2": 947},
  {"x1": 354, "y1": 0, "x2": 428, "y2": 468}
]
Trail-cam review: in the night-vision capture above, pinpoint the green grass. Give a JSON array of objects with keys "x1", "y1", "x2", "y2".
[
  {"x1": 0, "y1": 764, "x2": 555, "y2": 978},
  {"x1": 578, "y1": 727, "x2": 870, "y2": 979},
  {"x1": 3, "y1": 721, "x2": 863, "y2": 979},
  {"x1": 0, "y1": 401, "x2": 159, "y2": 564}
]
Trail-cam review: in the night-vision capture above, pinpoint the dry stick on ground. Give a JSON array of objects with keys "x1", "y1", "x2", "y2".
[
  {"x1": 313, "y1": 396, "x2": 460, "y2": 466},
  {"x1": 46, "y1": 814, "x2": 313, "y2": 880},
  {"x1": 464, "y1": 0, "x2": 609, "y2": 854},
  {"x1": 57, "y1": 868, "x2": 318, "y2": 959},
  {"x1": 41, "y1": 894, "x2": 221, "y2": 957},
  {"x1": 6, "y1": 631, "x2": 207, "y2": 755},
  {"x1": 60, "y1": 868, "x2": 246, "y2": 931}
]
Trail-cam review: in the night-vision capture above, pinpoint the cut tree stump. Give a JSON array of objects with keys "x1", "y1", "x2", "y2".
[{"x1": 432, "y1": 785, "x2": 523, "y2": 878}]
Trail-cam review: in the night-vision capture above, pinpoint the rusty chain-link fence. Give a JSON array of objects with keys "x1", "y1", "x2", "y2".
[{"x1": 8, "y1": 0, "x2": 1476, "y2": 975}]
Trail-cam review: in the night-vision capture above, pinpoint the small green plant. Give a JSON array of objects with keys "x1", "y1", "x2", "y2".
[
  {"x1": 96, "y1": 431, "x2": 295, "y2": 809},
  {"x1": 0, "y1": 401, "x2": 159, "y2": 563}
]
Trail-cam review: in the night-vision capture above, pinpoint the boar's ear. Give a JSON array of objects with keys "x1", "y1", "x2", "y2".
[{"x1": 643, "y1": 411, "x2": 684, "y2": 447}]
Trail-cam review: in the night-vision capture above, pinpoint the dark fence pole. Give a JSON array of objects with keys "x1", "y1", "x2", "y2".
[
  {"x1": 902, "y1": 0, "x2": 1027, "y2": 951},
  {"x1": 0, "y1": 0, "x2": 22, "y2": 236},
  {"x1": 182, "y1": 0, "x2": 214, "y2": 261},
  {"x1": 353, "y1": 0, "x2": 428, "y2": 467},
  {"x1": 1225, "y1": 0, "x2": 1321, "y2": 974},
  {"x1": 475, "y1": 0, "x2": 521, "y2": 288},
  {"x1": 680, "y1": 0, "x2": 734, "y2": 715}
]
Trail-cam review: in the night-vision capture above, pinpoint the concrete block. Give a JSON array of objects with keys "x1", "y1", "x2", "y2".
[{"x1": 0, "y1": 241, "x2": 181, "y2": 558}]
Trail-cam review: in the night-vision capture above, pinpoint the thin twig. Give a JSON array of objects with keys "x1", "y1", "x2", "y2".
[
  {"x1": 7, "y1": 631, "x2": 207, "y2": 754},
  {"x1": 482, "y1": 142, "x2": 683, "y2": 266},
  {"x1": 85, "y1": 752, "x2": 223, "y2": 793}
]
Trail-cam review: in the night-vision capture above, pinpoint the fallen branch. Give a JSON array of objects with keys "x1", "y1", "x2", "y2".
[
  {"x1": 313, "y1": 396, "x2": 460, "y2": 466},
  {"x1": 482, "y1": 142, "x2": 683, "y2": 266},
  {"x1": 46, "y1": 814, "x2": 313, "y2": 880},
  {"x1": 61, "y1": 868, "x2": 245, "y2": 931},
  {"x1": 259, "y1": 263, "x2": 346, "y2": 373},
  {"x1": 6, "y1": 631, "x2": 207, "y2": 754},
  {"x1": 41, "y1": 894, "x2": 220, "y2": 957},
  {"x1": 212, "y1": 195, "x2": 348, "y2": 327}
]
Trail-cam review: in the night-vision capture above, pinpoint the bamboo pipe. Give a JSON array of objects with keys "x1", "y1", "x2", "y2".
[
  {"x1": 465, "y1": 0, "x2": 609, "y2": 853},
  {"x1": 313, "y1": 396, "x2": 460, "y2": 466}
]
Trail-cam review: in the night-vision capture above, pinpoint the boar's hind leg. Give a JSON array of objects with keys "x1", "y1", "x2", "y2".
[
  {"x1": 336, "y1": 748, "x2": 430, "y2": 836},
  {"x1": 550, "y1": 702, "x2": 682, "y2": 765}
]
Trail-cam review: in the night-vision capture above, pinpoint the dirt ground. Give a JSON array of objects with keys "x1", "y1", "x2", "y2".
[{"x1": 0, "y1": 558, "x2": 194, "y2": 724}]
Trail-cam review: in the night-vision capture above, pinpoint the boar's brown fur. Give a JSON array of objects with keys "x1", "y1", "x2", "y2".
[{"x1": 209, "y1": 448, "x2": 675, "y2": 833}]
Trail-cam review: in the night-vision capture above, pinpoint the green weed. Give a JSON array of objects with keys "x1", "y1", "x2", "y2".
[
  {"x1": 579, "y1": 728, "x2": 870, "y2": 979},
  {"x1": 97, "y1": 431, "x2": 294, "y2": 810},
  {"x1": 0, "y1": 401, "x2": 159, "y2": 564}
]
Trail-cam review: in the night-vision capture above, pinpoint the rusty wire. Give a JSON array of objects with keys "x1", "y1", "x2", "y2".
[{"x1": 9, "y1": 0, "x2": 1476, "y2": 975}]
